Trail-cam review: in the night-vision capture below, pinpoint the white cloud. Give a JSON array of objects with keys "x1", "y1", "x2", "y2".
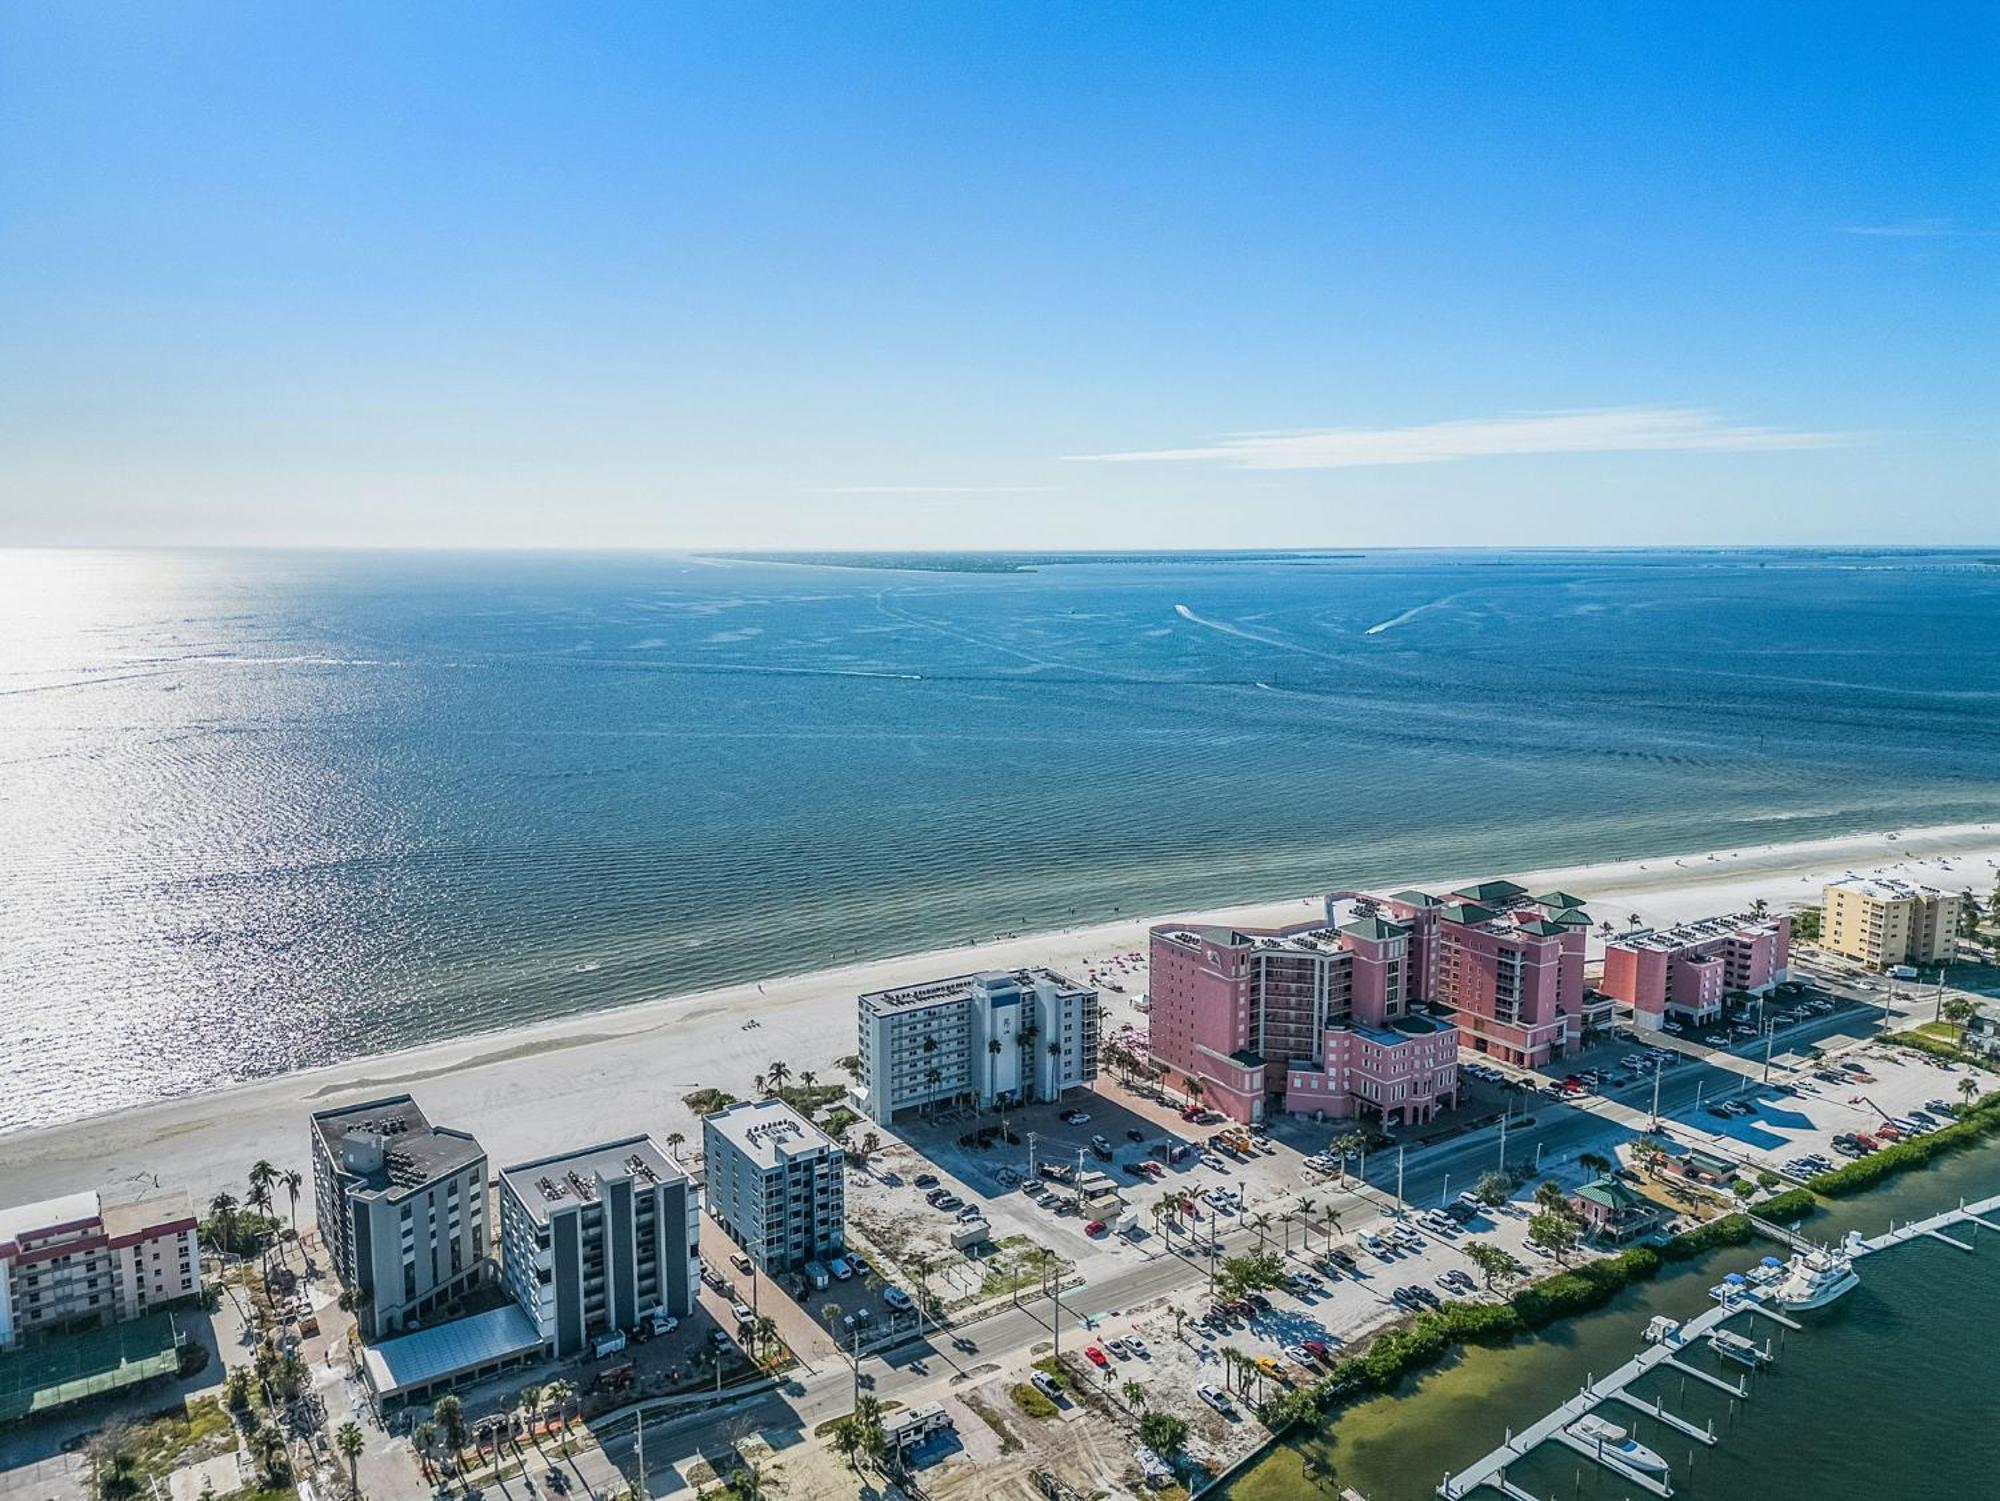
[
  {"x1": 1065, "y1": 406, "x2": 1860, "y2": 470},
  {"x1": 803, "y1": 484, "x2": 1056, "y2": 495},
  {"x1": 1836, "y1": 219, "x2": 1958, "y2": 238}
]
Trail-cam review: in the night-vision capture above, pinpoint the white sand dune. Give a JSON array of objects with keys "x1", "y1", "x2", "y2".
[{"x1": 2, "y1": 821, "x2": 1994, "y2": 1213}]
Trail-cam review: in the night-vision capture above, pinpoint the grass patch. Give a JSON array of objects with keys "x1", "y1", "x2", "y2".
[
  {"x1": 1009, "y1": 1383, "x2": 1059, "y2": 1419},
  {"x1": 1032, "y1": 1356, "x2": 1079, "y2": 1393},
  {"x1": 812, "y1": 1398, "x2": 903, "y2": 1438}
]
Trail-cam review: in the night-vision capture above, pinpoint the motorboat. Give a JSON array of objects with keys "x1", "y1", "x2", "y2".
[
  {"x1": 1564, "y1": 1416, "x2": 1669, "y2": 1475},
  {"x1": 1768, "y1": 1246, "x2": 1859, "y2": 1311}
]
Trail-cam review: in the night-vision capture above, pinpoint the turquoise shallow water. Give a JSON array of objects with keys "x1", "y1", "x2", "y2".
[
  {"x1": 1222, "y1": 1142, "x2": 2000, "y2": 1501},
  {"x1": 3, "y1": 546, "x2": 1998, "y2": 1129}
]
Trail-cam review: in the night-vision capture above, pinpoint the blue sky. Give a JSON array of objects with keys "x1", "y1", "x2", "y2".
[{"x1": 0, "y1": 3, "x2": 1993, "y2": 548}]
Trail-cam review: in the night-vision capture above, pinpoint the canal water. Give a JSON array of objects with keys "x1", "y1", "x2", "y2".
[{"x1": 1220, "y1": 1143, "x2": 2000, "y2": 1501}]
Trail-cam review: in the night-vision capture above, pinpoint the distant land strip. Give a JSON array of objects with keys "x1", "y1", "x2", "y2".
[{"x1": 698, "y1": 549, "x2": 1367, "y2": 573}]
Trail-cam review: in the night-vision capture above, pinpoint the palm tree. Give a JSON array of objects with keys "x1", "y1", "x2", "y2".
[
  {"x1": 410, "y1": 1422, "x2": 438, "y2": 1479},
  {"x1": 767, "y1": 1060, "x2": 792, "y2": 1092},
  {"x1": 1749, "y1": 897, "x2": 1770, "y2": 920},
  {"x1": 281, "y1": 1169, "x2": 303, "y2": 1249},
  {"x1": 1183, "y1": 1076, "x2": 1205, "y2": 1109},
  {"x1": 1627, "y1": 911, "x2": 1642, "y2": 930},
  {"x1": 1296, "y1": 1196, "x2": 1317, "y2": 1252},
  {"x1": 1578, "y1": 1152, "x2": 1614, "y2": 1178},
  {"x1": 1122, "y1": 1379, "x2": 1147, "y2": 1412},
  {"x1": 249, "y1": 1158, "x2": 277, "y2": 1202},
  {"x1": 207, "y1": 1191, "x2": 239, "y2": 1258},
  {"x1": 830, "y1": 1417, "x2": 864, "y2": 1472},
  {"x1": 1170, "y1": 1306, "x2": 1187, "y2": 1345},
  {"x1": 433, "y1": 1394, "x2": 466, "y2": 1462},
  {"x1": 1959, "y1": 1076, "x2": 1980, "y2": 1107},
  {"x1": 752, "y1": 1072, "x2": 767, "y2": 1096},
  {"x1": 246, "y1": 1178, "x2": 276, "y2": 1270},
  {"x1": 336, "y1": 1421, "x2": 364, "y2": 1499},
  {"x1": 1277, "y1": 1210, "x2": 1295, "y2": 1254},
  {"x1": 838, "y1": 1053, "x2": 863, "y2": 1081},
  {"x1": 753, "y1": 1314, "x2": 780, "y2": 1361},
  {"x1": 798, "y1": 1069, "x2": 817, "y2": 1091},
  {"x1": 665, "y1": 1131, "x2": 685, "y2": 1160},
  {"x1": 1249, "y1": 1213, "x2": 1273, "y2": 1252}
]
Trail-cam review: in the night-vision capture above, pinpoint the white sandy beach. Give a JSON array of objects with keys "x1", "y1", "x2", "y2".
[{"x1": 2, "y1": 821, "x2": 1995, "y2": 1214}]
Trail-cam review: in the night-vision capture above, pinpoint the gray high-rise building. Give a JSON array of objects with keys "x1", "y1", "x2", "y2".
[
  {"x1": 309, "y1": 1095, "x2": 489, "y2": 1340},
  {"x1": 497, "y1": 1137, "x2": 696, "y2": 1359},
  {"x1": 701, "y1": 1099, "x2": 844, "y2": 1273}
]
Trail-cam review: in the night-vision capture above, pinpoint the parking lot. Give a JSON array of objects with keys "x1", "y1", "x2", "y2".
[{"x1": 1659, "y1": 1038, "x2": 1976, "y2": 1181}]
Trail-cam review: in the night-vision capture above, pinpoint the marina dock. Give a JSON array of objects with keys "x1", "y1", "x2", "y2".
[{"x1": 1440, "y1": 1192, "x2": 2000, "y2": 1498}]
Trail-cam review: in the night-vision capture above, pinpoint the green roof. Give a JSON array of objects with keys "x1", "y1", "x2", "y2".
[
  {"x1": 1534, "y1": 891, "x2": 1589, "y2": 911},
  {"x1": 1452, "y1": 879, "x2": 1527, "y2": 904},
  {"x1": 1228, "y1": 1049, "x2": 1266, "y2": 1070},
  {"x1": 1340, "y1": 915, "x2": 1408, "y2": 943},
  {"x1": 1544, "y1": 906, "x2": 1594, "y2": 928},
  {"x1": 1388, "y1": 889, "x2": 1441, "y2": 908},
  {"x1": 1573, "y1": 1176, "x2": 1646, "y2": 1211},
  {"x1": 1438, "y1": 902, "x2": 1499, "y2": 926},
  {"x1": 1515, "y1": 920, "x2": 1566, "y2": 937}
]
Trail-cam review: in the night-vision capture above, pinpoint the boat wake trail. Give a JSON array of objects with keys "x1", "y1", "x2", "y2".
[
  {"x1": 1364, "y1": 592, "x2": 1462, "y2": 636},
  {"x1": 1173, "y1": 604, "x2": 1344, "y2": 663}
]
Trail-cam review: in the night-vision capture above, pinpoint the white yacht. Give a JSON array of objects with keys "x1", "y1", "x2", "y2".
[
  {"x1": 1565, "y1": 1416, "x2": 1669, "y2": 1475},
  {"x1": 1768, "y1": 1246, "x2": 1859, "y2": 1311}
]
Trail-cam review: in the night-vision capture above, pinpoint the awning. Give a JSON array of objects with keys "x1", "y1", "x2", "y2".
[{"x1": 360, "y1": 1305, "x2": 541, "y2": 1399}]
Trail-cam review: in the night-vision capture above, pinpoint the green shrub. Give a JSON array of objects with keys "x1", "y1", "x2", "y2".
[
  {"x1": 1008, "y1": 1383, "x2": 1057, "y2": 1419},
  {"x1": 1754, "y1": 1189, "x2": 1819, "y2": 1223}
]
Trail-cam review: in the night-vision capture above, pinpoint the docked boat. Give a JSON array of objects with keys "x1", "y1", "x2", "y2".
[
  {"x1": 1564, "y1": 1416, "x2": 1669, "y2": 1475},
  {"x1": 1768, "y1": 1246, "x2": 1859, "y2": 1311}
]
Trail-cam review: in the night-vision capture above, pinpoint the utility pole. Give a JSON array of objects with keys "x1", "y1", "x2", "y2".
[
  {"x1": 1026, "y1": 1131, "x2": 1038, "y2": 1181},
  {"x1": 1497, "y1": 1113, "x2": 1508, "y2": 1174},
  {"x1": 1650, "y1": 1058, "x2": 1664, "y2": 1130},
  {"x1": 1395, "y1": 1147, "x2": 1405, "y2": 1218},
  {"x1": 1762, "y1": 1022, "x2": 1776, "y2": 1084}
]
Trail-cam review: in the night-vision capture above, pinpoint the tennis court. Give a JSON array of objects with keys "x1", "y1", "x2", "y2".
[{"x1": 0, "y1": 1313, "x2": 181, "y2": 1424}]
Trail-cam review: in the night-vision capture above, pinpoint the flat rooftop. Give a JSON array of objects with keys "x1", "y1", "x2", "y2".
[
  {"x1": 311, "y1": 1095, "x2": 485, "y2": 1194},
  {"x1": 0, "y1": 1189, "x2": 101, "y2": 1248},
  {"x1": 499, "y1": 1135, "x2": 685, "y2": 1225},
  {"x1": 1828, "y1": 876, "x2": 1950, "y2": 901},
  {"x1": 1616, "y1": 912, "x2": 1784, "y2": 952},
  {"x1": 704, "y1": 1098, "x2": 838, "y2": 1170},
  {"x1": 101, "y1": 1191, "x2": 196, "y2": 1242},
  {"x1": 1155, "y1": 920, "x2": 1353, "y2": 956},
  {"x1": 859, "y1": 966, "x2": 1087, "y2": 1012}
]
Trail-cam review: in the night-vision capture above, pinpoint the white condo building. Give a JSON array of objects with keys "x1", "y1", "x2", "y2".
[
  {"x1": 702, "y1": 1099, "x2": 844, "y2": 1272},
  {"x1": 0, "y1": 1190, "x2": 199, "y2": 1350},
  {"x1": 497, "y1": 1136, "x2": 696, "y2": 1359},
  {"x1": 854, "y1": 968, "x2": 1099, "y2": 1124}
]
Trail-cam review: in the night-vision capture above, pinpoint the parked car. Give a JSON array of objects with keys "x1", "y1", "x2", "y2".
[
  {"x1": 1197, "y1": 1383, "x2": 1235, "y2": 1415},
  {"x1": 829, "y1": 1256, "x2": 854, "y2": 1280},
  {"x1": 1084, "y1": 1345, "x2": 1109, "y2": 1368}
]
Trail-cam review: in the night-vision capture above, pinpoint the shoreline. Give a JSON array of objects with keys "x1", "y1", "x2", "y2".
[{"x1": 3, "y1": 819, "x2": 1996, "y2": 1211}]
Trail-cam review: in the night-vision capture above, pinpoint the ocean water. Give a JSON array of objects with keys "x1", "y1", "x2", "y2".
[{"x1": 3, "y1": 547, "x2": 1998, "y2": 1132}]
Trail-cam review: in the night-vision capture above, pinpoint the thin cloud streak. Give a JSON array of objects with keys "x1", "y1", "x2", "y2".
[
  {"x1": 803, "y1": 484, "x2": 1057, "y2": 495},
  {"x1": 1836, "y1": 219, "x2": 1958, "y2": 238},
  {"x1": 1066, "y1": 406, "x2": 1863, "y2": 470}
]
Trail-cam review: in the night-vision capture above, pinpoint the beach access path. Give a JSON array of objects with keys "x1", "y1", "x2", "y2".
[{"x1": 2, "y1": 822, "x2": 1994, "y2": 1215}]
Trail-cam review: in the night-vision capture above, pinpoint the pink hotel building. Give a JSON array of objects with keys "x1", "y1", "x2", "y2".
[
  {"x1": 1147, "y1": 879, "x2": 1594, "y2": 1125},
  {"x1": 1599, "y1": 912, "x2": 1792, "y2": 1031}
]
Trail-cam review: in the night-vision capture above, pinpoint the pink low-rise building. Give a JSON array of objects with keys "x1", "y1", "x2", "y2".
[
  {"x1": 1147, "y1": 912, "x2": 1459, "y2": 1126},
  {"x1": 1601, "y1": 912, "x2": 1792, "y2": 1031}
]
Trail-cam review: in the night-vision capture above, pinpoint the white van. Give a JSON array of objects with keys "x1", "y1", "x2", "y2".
[{"x1": 593, "y1": 1330, "x2": 627, "y2": 1359}]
